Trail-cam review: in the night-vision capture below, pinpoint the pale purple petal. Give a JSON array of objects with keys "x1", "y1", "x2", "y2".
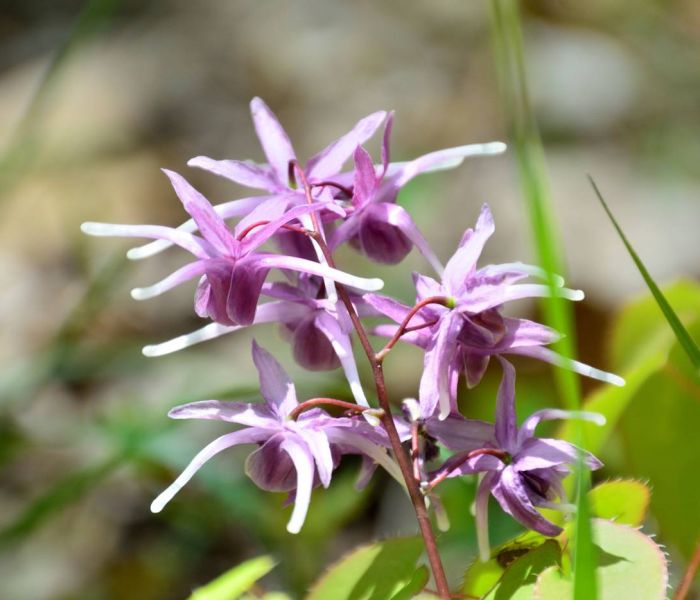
[
  {"x1": 315, "y1": 310, "x2": 369, "y2": 407},
  {"x1": 375, "y1": 203, "x2": 444, "y2": 275},
  {"x1": 517, "y1": 409, "x2": 606, "y2": 447},
  {"x1": 291, "y1": 315, "x2": 341, "y2": 371},
  {"x1": 279, "y1": 437, "x2": 315, "y2": 533},
  {"x1": 424, "y1": 414, "x2": 494, "y2": 451},
  {"x1": 233, "y1": 196, "x2": 287, "y2": 239},
  {"x1": 493, "y1": 467, "x2": 563, "y2": 536},
  {"x1": 143, "y1": 322, "x2": 241, "y2": 357},
  {"x1": 255, "y1": 254, "x2": 384, "y2": 292},
  {"x1": 81, "y1": 222, "x2": 213, "y2": 259},
  {"x1": 245, "y1": 435, "x2": 296, "y2": 492},
  {"x1": 413, "y1": 272, "x2": 444, "y2": 300},
  {"x1": 509, "y1": 346, "x2": 625, "y2": 387},
  {"x1": 494, "y1": 358, "x2": 517, "y2": 452},
  {"x1": 514, "y1": 438, "x2": 602, "y2": 471},
  {"x1": 383, "y1": 142, "x2": 507, "y2": 197},
  {"x1": 463, "y1": 352, "x2": 491, "y2": 389},
  {"x1": 187, "y1": 156, "x2": 279, "y2": 191},
  {"x1": 352, "y1": 146, "x2": 379, "y2": 207},
  {"x1": 363, "y1": 294, "x2": 413, "y2": 324},
  {"x1": 443, "y1": 204, "x2": 495, "y2": 293},
  {"x1": 298, "y1": 428, "x2": 334, "y2": 488},
  {"x1": 475, "y1": 471, "x2": 499, "y2": 561},
  {"x1": 251, "y1": 340, "x2": 298, "y2": 416},
  {"x1": 419, "y1": 311, "x2": 462, "y2": 420},
  {"x1": 225, "y1": 261, "x2": 270, "y2": 325},
  {"x1": 306, "y1": 111, "x2": 387, "y2": 179},
  {"x1": 168, "y1": 399, "x2": 277, "y2": 428},
  {"x1": 325, "y1": 429, "x2": 404, "y2": 486},
  {"x1": 250, "y1": 97, "x2": 296, "y2": 184},
  {"x1": 131, "y1": 260, "x2": 209, "y2": 300},
  {"x1": 327, "y1": 214, "x2": 362, "y2": 251},
  {"x1": 150, "y1": 428, "x2": 268, "y2": 513},
  {"x1": 501, "y1": 318, "x2": 561, "y2": 348},
  {"x1": 126, "y1": 195, "x2": 276, "y2": 261},
  {"x1": 162, "y1": 169, "x2": 235, "y2": 256},
  {"x1": 380, "y1": 111, "x2": 394, "y2": 177}
]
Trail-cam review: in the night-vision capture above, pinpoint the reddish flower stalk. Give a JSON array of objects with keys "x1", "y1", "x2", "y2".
[
  {"x1": 293, "y1": 162, "x2": 452, "y2": 600},
  {"x1": 236, "y1": 220, "x2": 309, "y2": 241},
  {"x1": 425, "y1": 448, "x2": 511, "y2": 493},
  {"x1": 288, "y1": 397, "x2": 372, "y2": 421},
  {"x1": 673, "y1": 537, "x2": 700, "y2": 600},
  {"x1": 312, "y1": 180, "x2": 354, "y2": 197},
  {"x1": 375, "y1": 296, "x2": 454, "y2": 362}
]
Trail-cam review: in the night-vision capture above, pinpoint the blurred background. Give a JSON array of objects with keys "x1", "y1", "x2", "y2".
[{"x1": 1, "y1": 0, "x2": 699, "y2": 598}]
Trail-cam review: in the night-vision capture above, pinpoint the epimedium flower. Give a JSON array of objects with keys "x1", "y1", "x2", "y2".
[
  {"x1": 428, "y1": 359, "x2": 604, "y2": 560},
  {"x1": 328, "y1": 114, "x2": 506, "y2": 274},
  {"x1": 150, "y1": 341, "x2": 402, "y2": 534},
  {"x1": 367, "y1": 203, "x2": 624, "y2": 419},
  {"x1": 81, "y1": 169, "x2": 384, "y2": 326},
  {"x1": 141, "y1": 276, "x2": 375, "y2": 408},
  {"x1": 126, "y1": 97, "x2": 388, "y2": 262}
]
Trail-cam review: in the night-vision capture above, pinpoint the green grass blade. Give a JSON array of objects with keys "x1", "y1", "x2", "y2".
[
  {"x1": 589, "y1": 176, "x2": 700, "y2": 371},
  {"x1": 489, "y1": 2, "x2": 596, "y2": 596}
]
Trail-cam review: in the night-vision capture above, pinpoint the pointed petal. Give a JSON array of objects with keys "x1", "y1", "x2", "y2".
[
  {"x1": 443, "y1": 204, "x2": 495, "y2": 293},
  {"x1": 233, "y1": 196, "x2": 287, "y2": 239},
  {"x1": 168, "y1": 400, "x2": 276, "y2": 428},
  {"x1": 327, "y1": 214, "x2": 362, "y2": 251},
  {"x1": 126, "y1": 196, "x2": 275, "y2": 260},
  {"x1": 351, "y1": 146, "x2": 379, "y2": 206},
  {"x1": 412, "y1": 272, "x2": 444, "y2": 300},
  {"x1": 250, "y1": 97, "x2": 296, "y2": 184},
  {"x1": 299, "y1": 428, "x2": 334, "y2": 488},
  {"x1": 419, "y1": 312, "x2": 462, "y2": 420},
  {"x1": 424, "y1": 414, "x2": 494, "y2": 451},
  {"x1": 494, "y1": 358, "x2": 517, "y2": 451},
  {"x1": 476, "y1": 472, "x2": 499, "y2": 561},
  {"x1": 280, "y1": 437, "x2": 315, "y2": 533},
  {"x1": 143, "y1": 322, "x2": 241, "y2": 357},
  {"x1": 150, "y1": 429, "x2": 268, "y2": 513},
  {"x1": 162, "y1": 169, "x2": 235, "y2": 255},
  {"x1": 187, "y1": 156, "x2": 279, "y2": 191},
  {"x1": 131, "y1": 260, "x2": 209, "y2": 300},
  {"x1": 256, "y1": 254, "x2": 384, "y2": 292},
  {"x1": 494, "y1": 467, "x2": 563, "y2": 536},
  {"x1": 515, "y1": 438, "x2": 602, "y2": 471},
  {"x1": 390, "y1": 143, "x2": 507, "y2": 189},
  {"x1": 501, "y1": 318, "x2": 561, "y2": 348},
  {"x1": 517, "y1": 409, "x2": 606, "y2": 446},
  {"x1": 325, "y1": 429, "x2": 404, "y2": 486},
  {"x1": 509, "y1": 346, "x2": 625, "y2": 387},
  {"x1": 380, "y1": 111, "x2": 394, "y2": 177},
  {"x1": 315, "y1": 311, "x2": 369, "y2": 407},
  {"x1": 374, "y1": 203, "x2": 444, "y2": 275},
  {"x1": 252, "y1": 340, "x2": 298, "y2": 415},
  {"x1": 363, "y1": 293, "x2": 413, "y2": 324},
  {"x1": 306, "y1": 111, "x2": 387, "y2": 179},
  {"x1": 81, "y1": 222, "x2": 212, "y2": 259}
]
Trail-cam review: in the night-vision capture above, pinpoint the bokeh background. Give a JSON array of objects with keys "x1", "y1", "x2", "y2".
[{"x1": 1, "y1": 1, "x2": 699, "y2": 598}]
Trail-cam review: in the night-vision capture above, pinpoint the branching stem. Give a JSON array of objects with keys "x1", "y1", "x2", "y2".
[{"x1": 292, "y1": 162, "x2": 452, "y2": 599}]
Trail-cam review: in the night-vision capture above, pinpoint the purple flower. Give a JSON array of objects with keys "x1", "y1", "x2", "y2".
[
  {"x1": 82, "y1": 170, "x2": 383, "y2": 326},
  {"x1": 367, "y1": 203, "x2": 624, "y2": 419},
  {"x1": 431, "y1": 359, "x2": 604, "y2": 559},
  {"x1": 150, "y1": 341, "x2": 401, "y2": 533},
  {"x1": 329, "y1": 115, "x2": 506, "y2": 272}
]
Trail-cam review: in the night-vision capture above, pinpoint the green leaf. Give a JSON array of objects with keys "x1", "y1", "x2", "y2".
[
  {"x1": 188, "y1": 556, "x2": 276, "y2": 600},
  {"x1": 589, "y1": 480, "x2": 651, "y2": 527},
  {"x1": 389, "y1": 566, "x2": 429, "y2": 600},
  {"x1": 536, "y1": 520, "x2": 668, "y2": 600},
  {"x1": 306, "y1": 537, "x2": 424, "y2": 600},
  {"x1": 589, "y1": 177, "x2": 700, "y2": 372},
  {"x1": 481, "y1": 540, "x2": 561, "y2": 600},
  {"x1": 462, "y1": 529, "x2": 548, "y2": 597}
]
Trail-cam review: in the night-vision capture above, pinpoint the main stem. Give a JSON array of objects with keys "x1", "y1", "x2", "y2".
[{"x1": 292, "y1": 162, "x2": 451, "y2": 598}]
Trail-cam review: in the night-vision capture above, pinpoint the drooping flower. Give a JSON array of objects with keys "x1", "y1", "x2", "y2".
[
  {"x1": 142, "y1": 276, "x2": 374, "y2": 407},
  {"x1": 329, "y1": 114, "x2": 506, "y2": 273},
  {"x1": 429, "y1": 359, "x2": 604, "y2": 560},
  {"x1": 82, "y1": 170, "x2": 383, "y2": 325},
  {"x1": 150, "y1": 341, "x2": 401, "y2": 533},
  {"x1": 367, "y1": 203, "x2": 624, "y2": 419}
]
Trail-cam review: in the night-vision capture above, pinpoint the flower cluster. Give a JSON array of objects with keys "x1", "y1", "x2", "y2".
[{"x1": 82, "y1": 98, "x2": 623, "y2": 557}]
